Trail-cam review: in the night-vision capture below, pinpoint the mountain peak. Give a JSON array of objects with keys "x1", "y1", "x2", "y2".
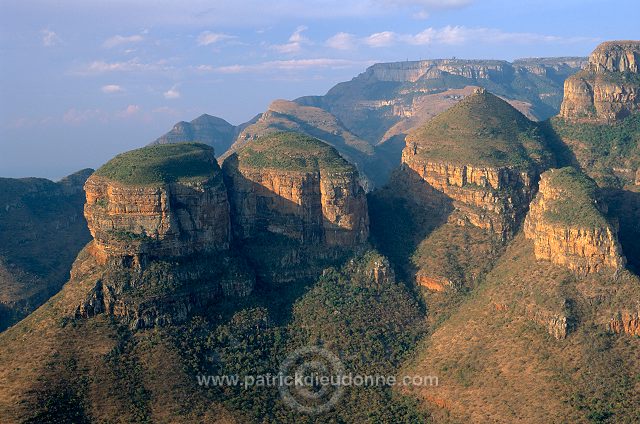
[{"x1": 406, "y1": 89, "x2": 545, "y2": 169}]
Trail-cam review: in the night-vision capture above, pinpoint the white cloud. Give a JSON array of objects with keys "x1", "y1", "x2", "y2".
[
  {"x1": 103, "y1": 34, "x2": 144, "y2": 48},
  {"x1": 41, "y1": 29, "x2": 61, "y2": 47},
  {"x1": 117, "y1": 104, "x2": 141, "y2": 118},
  {"x1": 271, "y1": 25, "x2": 309, "y2": 54},
  {"x1": 101, "y1": 84, "x2": 124, "y2": 94},
  {"x1": 211, "y1": 58, "x2": 373, "y2": 74},
  {"x1": 325, "y1": 32, "x2": 357, "y2": 50},
  {"x1": 163, "y1": 86, "x2": 180, "y2": 99},
  {"x1": 402, "y1": 26, "x2": 597, "y2": 45},
  {"x1": 75, "y1": 58, "x2": 170, "y2": 74},
  {"x1": 412, "y1": 10, "x2": 430, "y2": 19},
  {"x1": 196, "y1": 31, "x2": 235, "y2": 46},
  {"x1": 364, "y1": 31, "x2": 398, "y2": 48},
  {"x1": 328, "y1": 26, "x2": 598, "y2": 49},
  {"x1": 63, "y1": 108, "x2": 108, "y2": 124}
]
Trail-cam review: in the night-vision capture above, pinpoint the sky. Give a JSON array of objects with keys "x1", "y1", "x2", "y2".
[{"x1": 1, "y1": 0, "x2": 638, "y2": 179}]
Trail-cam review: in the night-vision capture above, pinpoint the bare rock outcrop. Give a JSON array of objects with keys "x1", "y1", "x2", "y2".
[
  {"x1": 402, "y1": 89, "x2": 552, "y2": 240},
  {"x1": 223, "y1": 132, "x2": 368, "y2": 248},
  {"x1": 75, "y1": 143, "x2": 253, "y2": 328},
  {"x1": 223, "y1": 132, "x2": 369, "y2": 283},
  {"x1": 84, "y1": 144, "x2": 230, "y2": 265},
  {"x1": 559, "y1": 40, "x2": 640, "y2": 122},
  {"x1": 524, "y1": 167, "x2": 626, "y2": 274}
]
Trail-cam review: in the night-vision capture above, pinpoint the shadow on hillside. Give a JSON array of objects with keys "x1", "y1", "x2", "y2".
[
  {"x1": 538, "y1": 120, "x2": 580, "y2": 168},
  {"x1": 602, "y1": 188, "x2": 640, "y2": 273},
  {"x1": 367, "y1": 166, "x2": 454, "y2": 283},
  {"x1": 220, "y1": 154, "x2": 366, "y2": 321}
]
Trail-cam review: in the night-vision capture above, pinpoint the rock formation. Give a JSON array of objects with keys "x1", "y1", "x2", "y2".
[
  {"x1": 85, "y1": 143, "x2": 230, "y2": 266},
  {"x1": 297, "y1": 57, "x2": 585, "y2": 147},
  {"x1": 402, "y1": 89, "x2": 553, "y2": 240},
  {"x1": 223, "y1": 132, "x2": 368, "y2": 247},
  {"x1": 76, "y1": 143, "x2": 253, "y2": 328},
  {"x1": 223, "y1": 132, "x2": 369, "y2": 283},
  {"x1": 150, "y1": 113, "x2": 260, "y2": 157},
  {"x1": 524, "y1": 167, "x2": 626, "y2": 274},
  {"x1": 608, "y1": 309, "x2": 640, "y2": 336},
  {"x1": 559, "y1": 41, "x2": 640, "y2": 122},
  {"x1": 226, "y1": 99, "x2": 379, "y2": 188}
]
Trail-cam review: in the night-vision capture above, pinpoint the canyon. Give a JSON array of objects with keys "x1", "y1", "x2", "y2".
[{"x1": 1, "y1": 40, "x2": 640, "y2": 424}]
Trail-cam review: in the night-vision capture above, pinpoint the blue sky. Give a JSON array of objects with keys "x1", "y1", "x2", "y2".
[{"x1": 1, "y1": 0, "x2": 638, "y2": 179}]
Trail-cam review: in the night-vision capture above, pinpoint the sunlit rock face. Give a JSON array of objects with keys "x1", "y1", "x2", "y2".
[
  {"x1": 402, "y1": 89, "x2": 553, "y2": 240},
  {"x1": 524, "y1": 167, "x2": 626, "y2": 274},
  {"x1": 559, "y1": 41, "x2": 640, "y2": 122},
  {"x1": 84, "y1": 144, "x2": 230, "y2": 265}
]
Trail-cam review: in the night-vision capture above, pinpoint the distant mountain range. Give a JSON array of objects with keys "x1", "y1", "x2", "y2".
[
  {"x1": 152, "y1": 57, "x2": 586, "y2": 186},
  {"x1": 4, "y1": 42, "x2": 640, "y2": 424}
]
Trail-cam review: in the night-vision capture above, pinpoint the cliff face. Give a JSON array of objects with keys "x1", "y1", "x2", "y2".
[
  {"x1": 295, "y1": 56, "x2": 585, "y2": 147},
  {"x1": 608, "y1": 309, "x2": 640, "y2": 336},
  {"x1": 223, "y1": 132, "x2": 369, "y2": 283},
  {"x1": 85, "y1": 175, "x2": 230, "y2": 264},
  {"x1": 559, "y1": 41, "x2": 640, "y2": 122},
  {"x1": 400, "y1": 157, "x2": 536, "y2": 238},
  {"x1": 401, "y1": 90, "x2": 552, "y2": 240},
  {"x1": 524, "y1": 168, "x2": 626, "y2": 274},
  {"x1": 227, "y1": 99, "x2": 380, "y2": 188},
  {"x1": 74, "y1": 144, "x2": 252, "y2": 329},
  {"x1": 223, "y1": 133, "x2": 368, "y2": 248}
]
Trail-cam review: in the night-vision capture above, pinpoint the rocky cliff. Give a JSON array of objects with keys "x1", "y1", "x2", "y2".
[
  {"x1": 559, "y1": 41, "x2": 640, "y2": 122},
  {"x1": 226, "y1": 99, "x2": 383, "y2": 188},
  {"x1": 223, "y1": 132, "x2": 369, "y2": 283},
  {"x1": 85, "y1": 143, "x2": 230, "y2": 265},
  {"x1": 76, "y1": 143, "x2": 253, "y2": 328},
  {"x1": 297, "y1": 56, "x2": 585, "y2": 146},
  {"x1": 402, "y1": 89, "x2": 552, "y2": 240},
  {"x1": 524, "y1": 167, "x2": 626, "y2": 274}
]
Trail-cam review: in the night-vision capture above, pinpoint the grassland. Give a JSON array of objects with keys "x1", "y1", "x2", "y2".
[
  {"x1": 94, "y1": 143, "x2": 219, "y2": 185},
  {"x1": 542, "y1": 167, "x2": 609, "y2": 228},
  {"x1": 235, "y1": 132, "x2": 354, "y2": 172},
  {"x1": 407, "y1": 90, "x2": 552, "y2": 169}
]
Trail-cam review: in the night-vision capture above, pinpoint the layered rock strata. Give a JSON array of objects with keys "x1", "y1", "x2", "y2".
[
  {"x1": 524, "y1": 167, "x2": 626, "y2": 274},
  {"x1": 75, "y1": 143, "x2": 252, "y2": 328},
  {"x1": 84, "y1": 144, "x2": 230, "y2": 265},
  {"x1": 223, "y1": 132, "x2": 369, "y2": 247},
  {"x1": 559, "y1": 41, "x2": 640, "y2": 122},
  {"x1": 402, "y1": 89, "x2": 552, "y2": 240},
  {"x1": 223, "y1": 132, "x2": 369, "y2": 284}
]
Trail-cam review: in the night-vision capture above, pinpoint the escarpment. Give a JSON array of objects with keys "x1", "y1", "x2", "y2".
[
  {"x1": 76, "y1": 143, "x2": 253, "y2": 328},
  {"x1": 524, "y1": 167, "x2": 626, "y2": 274},
  {"x1": 402, "y1": 89, "x2": 553, "y2": 241},
  {"x1": 559, "y1": 41, "x2": 640, "y2": 122},
  {"x1": 85, "y1": 143, "x2": 231, "y2": 265},
  {"x1": 223, "y1": 132, "x2": 369, "y2": 283}
]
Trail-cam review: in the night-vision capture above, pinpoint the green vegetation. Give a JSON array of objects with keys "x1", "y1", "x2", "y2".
[
  {"x1": 407, "y1": 90, "x2": 552, "y2": 169},
  {"x1": 0, "y1": 174, "x2": 91, "y2": 331},
  {"x1": 550, "y1": 114, "x2": 640, "y2": 187},
  {"x1": 94, "y1": 142, "x2": 220, "y2": 185},
  {"x1": 542, "y1": 167, "x2": 609, "y2": 228},
  {"x1": 235, "y1": 132, "x2": 354, "y2": 172},
  {"x1": 172, "y1": 250, "x2": 428, "y2": 423}
]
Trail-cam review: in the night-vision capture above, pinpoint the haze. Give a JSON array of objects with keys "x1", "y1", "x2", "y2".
[{"x1": 1, "y1": 0, "x2": 637, "y2": 179}]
